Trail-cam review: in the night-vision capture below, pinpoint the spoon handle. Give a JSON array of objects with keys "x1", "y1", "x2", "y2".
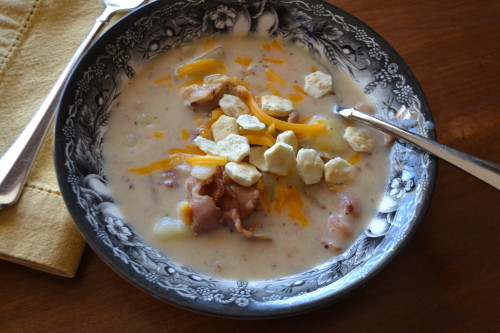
[
  {"x1": 0, "y1": 19, "x2": 109, "y2": 209},
  {"x1": 338, "y1": 108, "x2": 500, "y2": 190}
]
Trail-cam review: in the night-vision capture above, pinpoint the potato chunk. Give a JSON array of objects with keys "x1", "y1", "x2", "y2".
[
  {"x1": 225, "y1": 162, "x2": 261, "y2": 186},
  {"x1": 304, "y1": 71, "x2": 332, "y2": 98},
  {"x1": 324, "y1": 157, "x2": 354, "y2": 187},
  {"x1": 154, "y1": 217, "x2": 190, "y2": 240},
  {"x1": 264, "y1": 142, "x2": 295, "y2": 176},
  {"x1": 260, "y1": 95, "x2": 294, "y2": 117},
  {"x1": 219, "y1": 94, "x2": 250, "y2": 118},
  {"x1": 211, "y1": 115, "x2": 238, "y2": 141},
  {"x1": 343, "y1": 127, "x2": 375, "y2": 152},
  {"x1": 276, "y1": 130, "x2": 298, "y2": 153},
  {"x1": 296, "y1": 148, "x2": 324, "y2": 184}
]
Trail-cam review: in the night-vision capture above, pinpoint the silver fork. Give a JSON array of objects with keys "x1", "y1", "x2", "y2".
[{"x1": 0, "y1": 0, "x2": 147, "y2": 209}]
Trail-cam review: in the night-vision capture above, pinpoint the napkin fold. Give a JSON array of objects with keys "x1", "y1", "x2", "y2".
[{"x1": 0, "y1": 0, "x2": 103, "y2": 277}]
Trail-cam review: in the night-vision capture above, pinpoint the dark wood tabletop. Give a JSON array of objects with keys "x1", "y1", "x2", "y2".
[{"x1": 1, "y1": 0, "x2": 499, "y2": 331}]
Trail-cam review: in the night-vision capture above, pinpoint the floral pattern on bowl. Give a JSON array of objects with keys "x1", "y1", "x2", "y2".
[{"x1": 55, "y1": 0, "x2": 436, "y2": 318}]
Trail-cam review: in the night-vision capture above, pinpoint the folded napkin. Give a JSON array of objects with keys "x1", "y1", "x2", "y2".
[{"x1": 0, "y1": 0, "x2": 104, "y2": 277}]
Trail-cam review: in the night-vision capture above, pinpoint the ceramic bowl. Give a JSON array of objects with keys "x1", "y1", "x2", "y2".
[{"x1": 54, "y1": 0, "x2": 436, "y2": 318}]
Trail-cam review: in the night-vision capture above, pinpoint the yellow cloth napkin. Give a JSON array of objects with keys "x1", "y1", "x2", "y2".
[{"x1": 0, "y1": 0, "x2": 104, "y2": 277}]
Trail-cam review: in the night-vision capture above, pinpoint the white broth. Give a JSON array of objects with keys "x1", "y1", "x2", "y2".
[{"x1": 103, "y1": 35, "x2": 390, "y2": 280}]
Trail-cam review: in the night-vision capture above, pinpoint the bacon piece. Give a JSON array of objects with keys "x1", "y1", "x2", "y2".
[
  {"x1": 190, "y1": 195, "x2": 222, "y2": 234},
  {"x1": 186, "y1": 166, "x2": 260, "y2": 236},
  {"x1": 328, "y1": 214, "x2": 352, "y2": 238},
  {"x1": 161, "y1": 171, "x2": 178, "y2": 188},
  {"x1": 226, "y1": 184, "x2": 260, "y2": 219},
  {"x1": 338, "y1": 194, "x2": 360, "y2": 217}
]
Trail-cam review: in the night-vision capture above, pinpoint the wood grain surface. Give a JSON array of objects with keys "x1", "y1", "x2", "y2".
[{"x1": 1, "y1": 0, "x2": 499, "y2": 332}]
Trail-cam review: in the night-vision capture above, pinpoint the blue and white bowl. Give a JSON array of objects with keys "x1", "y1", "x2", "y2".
[{"x1": 54, "y1": 0, "x2": 436, "y2": 318}]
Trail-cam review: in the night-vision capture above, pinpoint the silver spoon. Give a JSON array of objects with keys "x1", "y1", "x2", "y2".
[
  {"x1": 336, "y1": 108, "x2": 500, "y2": 190},
  {"x1": 0, "y1": 0, "x2": 147, "y2": 209}
]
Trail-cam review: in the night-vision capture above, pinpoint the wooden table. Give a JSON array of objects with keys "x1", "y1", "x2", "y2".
[{"x1": 1, "y1": 0, "x2": 499, "y2": 331}]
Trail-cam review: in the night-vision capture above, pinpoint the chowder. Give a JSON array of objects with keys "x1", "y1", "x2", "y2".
[{"x1": 103, "y1": 35, "x2": 390, "y2": 280}]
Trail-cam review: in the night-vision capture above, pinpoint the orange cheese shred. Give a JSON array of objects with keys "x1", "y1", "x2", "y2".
[
  {"x1": 184, "y1": 155, "x2": 227, "y2": 166},
  {"x1": 176, "y1": 59, "x2": 227, "y2": 78},
  {"x1": 128, "y1": 154, "x2": 183, "y2": 175},
  {"x1": 268, "y1": 123, "x2": 276, "y2": 136},
  {"x1": 347, "y1": 152, "x2": 362, "y2": 165},
  {"x1": 180, "y1": 128, "x2": 190, "y2": 141},
  {"x1": 292, "y1": 84, "x2": 307, "y2": 95},
  {"x1": 152, "y1": 131, "x2": 165, "y2": 139},
  {"x1": 266, "y1": 82, "x2": 281, "y2": 96},
  {"x1": 203, "y1": 38, "x2": 217, "y2": 51},
  {"x1": 179, "y1": 202, "x2": 192, "y2": 225},
  {"x1": 244, "y1": 95, "x2": 326, "y2": 134},
  {"x1": 265, "y1": 68, "x2": 286, "y2": 85},
  {"x1": 168, "y1": 145, "x2": 204, "y2": 155},
  {"x1": 288, "y1": 93, "x2": 304, "y2": 106},
  {"x1": 244, "y1": 134, "x2": 274, "y2": 147},
  {"x1": 239, "y1": 129, "x2": 276, "y2": 143},
  {"x1": 271, "y1": 40, "x2": 286, "y2": 53},
  {"x1": 262, "y1": 57, "x2": 286, "y2": 64},
  {"x1": 153, "y1": 74, "x2": 172, "y2": 85},
  {"x1": 235, "y1": 57, "x2": 253, "y2": 66}
]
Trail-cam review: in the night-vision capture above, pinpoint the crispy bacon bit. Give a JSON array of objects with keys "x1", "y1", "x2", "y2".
[
  {"x1": 328, "y1": 214, "x2": 352, "y2": 238},
  {"x1": 187, "y1": 166, "x2": 260, "y2": 236},
  {"x1": 190, "y1": 195, "x2": 222, "y2": 234},
  {"x1": 161, "y1": 171, "x2": 178, "y2": 188},
  {"x1": 338, "y1": 194, "x2": 360, "y2": 217}
]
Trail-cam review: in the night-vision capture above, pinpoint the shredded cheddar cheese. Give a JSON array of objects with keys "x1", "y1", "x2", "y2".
[
  {"x1": 271, "y1": 40, "x2": 286, "y2": 53},
  {"x1": 176, "y1": 59, "x2": 227, "y2": 78},
  {"x1": 262, "y1": 57, "x2": 286, "y2": 64},
  {"x1": 266, "y1": 82, "x2": 281, "y2": 96},
  {"x1": 168, "y1": 145, "x2": 204, "y2": 155},
  {"x1": 203, "y1": 38, "x2": 217, "y2": 51},
  {"x1": 179, "y1": 202, "x2": 192, "y2": 225},
  {"x1": 268, "y1": 123, "x2": 276, "y2": 136},
  {"x1": 184, "y1": 155, "x2": 228, "y2": 166},
  {"x1": 128, "y1": 154, "x2": 183, "y2": 175},
  {"x1": 265, "y1": 68, "x2": 286, "y2": 85},
  {"x1": 152, "y1": 131, "x2": 165, "y2": 139},
  {"x1": 273, "y1": 182, "x2": 310, "y2": 227},
  {"x1": 262, "y1": 43, "x2": 271, "y2": 52},
  {"x1": 244, "y1": 95, "x2": 327, "y2": 134},
  {"x1": 153, "y1": 74, "x2": 172, "y2": 85},
  {"x1": 347, "y1": 152, "x2": 361, "y2": 165},
  {"x1": 244, "y1": 134, "x2": 274, "y2": 147},
  {"x1": 235, "y1": 57, "x2": 253, "y2": 66},
  {"x1": 180, "y1": 128, "x2": 190, "y2": 141},
  {"x1": 288, "y1": 93, "x2": 304, "y2": 106},
  {"x1": 292, "y1": 84, "x2": 307, "y2": 95},
  {"x1": 239, "y1": 129, "x2": 276, "y2": 143}
]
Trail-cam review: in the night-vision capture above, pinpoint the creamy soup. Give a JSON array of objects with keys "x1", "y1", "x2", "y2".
[{"x1": 103, "y1": 35, "x2": 390, "y2": 280}]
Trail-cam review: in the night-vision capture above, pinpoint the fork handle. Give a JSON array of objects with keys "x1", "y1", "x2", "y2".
[{"x1": 0, "y1": 19, "x2": 108, "y2": 209}]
